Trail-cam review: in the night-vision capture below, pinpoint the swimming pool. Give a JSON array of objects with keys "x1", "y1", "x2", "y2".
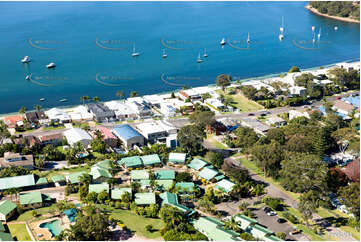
[{"x1": 39, "y1": 219, "x2": 64, "y2": 237}]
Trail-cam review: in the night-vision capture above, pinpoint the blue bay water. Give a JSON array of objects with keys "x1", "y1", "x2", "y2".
[{"x1": 0, "y1": 1, "x2": 359, "y2": 114}]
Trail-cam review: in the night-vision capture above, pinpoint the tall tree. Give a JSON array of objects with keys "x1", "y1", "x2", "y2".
[
  {"x1": 188, "y1": 110, "x2": 215, "y2": 129},
  {"x1": 177, "y1": 125, "x2": 206, "y2": 155},
  {"x1": 116, "y1": 90, "x2": 124, "y2": 100},
  {"x1": 216, "y1": 74, "x2": 232, "y2": 91}
]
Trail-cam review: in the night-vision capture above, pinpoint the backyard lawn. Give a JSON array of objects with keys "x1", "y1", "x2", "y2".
[
  {"x1": 8, "y1": 224, "x2": 32, "y2": 241},
  {"x1": 206, "y1": 134, "x2": 228, "y2": 149},
  {"x1": 44, "y1": 166, "x2": 90, "y2": 179},
  {"x1": 110, "y1": 209, "x2": 164, "y2": 239},
  {"x1": 15, "y1": 204, "x2": 59, "y2": 222},
  {"x1": 217, "y1": 90, "x2": 263, "y2": 112}
]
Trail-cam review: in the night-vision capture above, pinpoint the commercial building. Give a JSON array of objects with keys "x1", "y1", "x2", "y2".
[{"x1": 112, "y1": 124, "x2": 144, "y2": 150}]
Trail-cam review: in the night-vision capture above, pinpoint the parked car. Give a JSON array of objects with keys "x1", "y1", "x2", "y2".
[
  {"x1": 263, "y1": 207, "x2": 271, "y2": 212},
  {"x1": 277, "y1": 218, "x2": 287, "y2": 223},
  {"x1": 267, "y1": 211, "x2": 277, "y2": 216},
  {"x1": 289, "y1": 229, "x2": 302, "y2": 235}
]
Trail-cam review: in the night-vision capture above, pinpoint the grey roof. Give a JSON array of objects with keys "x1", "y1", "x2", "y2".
[
  {"x1": 86, "y1": 103, "x2": 115, "y2": 119},
  {"x1": 113, "y1": 124, "x2": 142, "y2": 140}
]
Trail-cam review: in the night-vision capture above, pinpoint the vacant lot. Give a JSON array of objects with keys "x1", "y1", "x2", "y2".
[{"x1": 217, "y1": 90, "x2": 263, "y2": 112}]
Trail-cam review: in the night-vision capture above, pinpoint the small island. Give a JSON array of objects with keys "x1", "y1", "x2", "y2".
[{"x1": 306, "y1": 1, "x2": 360, "y2": 24}]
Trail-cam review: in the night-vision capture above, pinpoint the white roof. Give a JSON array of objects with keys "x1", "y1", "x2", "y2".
[
  {"x1": 143, "y1": 95, "x2": 164, "y2": 104},
  {"x1": 126, "y1": 96, "x2": 148, "y2": 104},
  {"x1": 180, "y1": 89, "x2": 200, "y2": 97},
  {"x1": 166, "y1": 98, "x2": 193, "y2": 108},
  {"x1": 104, "y1": 101, "x2": 136, "y2": 116},
  {"x1": 267, "y1": 116, "x2": 285, "y2": 124},
  {"x1": 206, "y1": 98, "x2": 225, "y2": 108},
  {"x1": 241, "y1": 80, "x2": 275, "y2": 92},
  {"x1": 67, "y1": 105, "x2": 93, "y2": 121},
  {"x1": 45, "y1": 108, "x2": 71, "y2": 121},
  {"x1": 63, "y1": 128, "x2": 92, "y2": 144},
  {"x1": 191, "y1": 86, "x2": 216, "y2": 95},
  {"x1": 169, "y1": 153, "x2": 186, "y2": 162},
  {"x1": 135, "y1": 120, "x2": 177, "y2": 136}
]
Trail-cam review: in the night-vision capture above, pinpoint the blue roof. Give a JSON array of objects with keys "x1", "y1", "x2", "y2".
[
  {"x1": 113, "y1": 124, "x2": 142, "y2": 140},
  {"x1": 319, "y1": 106, "x2": 327, "y2": 115},
  {"x1": 342, "y1": 96, "x2": 360, "y2": 108}
]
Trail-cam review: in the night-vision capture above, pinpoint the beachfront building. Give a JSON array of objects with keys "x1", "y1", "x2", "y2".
[
  {"x1": 205, "y1": 98, "x2": 228, "y2": 111},
  {"x1": 86, "y1": 103, "x2": 116, "y2": 123},
  {"x1": 125, "y1": 97, "x2": 153, "y2": 118},
  {"x1": 3, "y1": 115, "x2": 23, "y2": 128},
  {"x1": 0, "y1": 200, "x2": 17, "y2": 222},
  {"x1": 25, "y1": 111, "x2": 47, "y2": 124},
  {"x1": 241, "y1": 80, "x2": 276, "y2": 93},
  {"x1": 112, "y1": 124, "x2": 144, "y2": 150},
  {"x1": 111, "y1": 188, "x2": 132, "y2": 200},
  {"x1": 168, "y1": 152, "x2": 186, "y2": 164},
  {"x1": 166, "y1": 98, "x2": 194, "y2": 113},
  {"x1": 335, "y1": 62, "x2": 360, "y2": 72},
  {"x1": 45, "y1": 108, "x2": 71, "y2": 123},
  {"x1": 67, "y1": 105, "x2": 94, "y2": 121},
  {"x1": 134, "y1": 192, "x2": 156, "y2": 205},
  {"x1": 178, "y1": 89, "x2": 202, "y2": 102},
  {"x1": 240, "y1": 118, "x2": 271, "y2": 135},
  {"x1": 143, "y1": 94, "x2": 164, "y2": 108},
  {"x1": 159, "y1": 102, "x2": 177, "y2": 118},
  {"x1": 63, "y1": 128, "x2": 93, "y2": 147},
  {"x1": 0, "y1": 174, "x2": 35, "y2": 191},
  {"x1": 192, "y1": 216, "x2": 241, "y2": 241},
  {"x1": 104, "y1": 100, "x2": 137, "y2": 121},
  {"x1": 135, "y1": 120, "x2": 177, "y2": 144},
  {"x1": 0, "y1": 152, "x2": 34, "y2": 170}
]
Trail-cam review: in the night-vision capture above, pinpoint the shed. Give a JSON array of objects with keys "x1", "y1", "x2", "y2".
[{"x1": 0, "y1": 200, "x2": 17, "y2": 221}]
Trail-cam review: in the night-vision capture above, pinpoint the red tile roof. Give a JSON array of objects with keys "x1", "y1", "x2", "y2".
[
  {"x1": 344, "y1": 158, "x2": 360, "y2": 182},
  {"x1": 96, "y1": 126, "x2": 116, "y2": 140},
  {"x1": 4, "y1": 115, "x2": 23, "y2": 127}
]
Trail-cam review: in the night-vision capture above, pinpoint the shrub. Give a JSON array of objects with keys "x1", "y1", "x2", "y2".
[
  {"x1": 283, "y1": 212, "x2": 299, "y2": 224},
  {"x1": 145, "y1": 225, "x2": 153, "y2": 232},
  {"x1": 276, "y1": 232, "x2": 286, "y2": 240}
]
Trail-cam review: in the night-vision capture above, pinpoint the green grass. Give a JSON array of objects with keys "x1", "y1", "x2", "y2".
[
  {"x1": 217, "y1": 90, "x2": 263, "y2": 112},
  {"x1": 44, "y1": 166, "x2": 90, "y2": 179},
  {"x1": 8, "y1": 224, "x2": 32, "y2": 241},
  {"x1": 15, "y1": 204, "x2": 59, "y2": 222},
  {"x1": 206, "y1": 134, "x2": 228, "y2": 149},
  {"x1": 42, "y1": 125, "x2": 65, "y2": 131},
  {"x1": 110, "y1": 209, "x2": 165, "y2": 239}
]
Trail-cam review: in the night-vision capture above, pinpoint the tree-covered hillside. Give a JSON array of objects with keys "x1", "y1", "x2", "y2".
[{"x1": 310, "y1": 1, "x2": 360, "y2": 20}]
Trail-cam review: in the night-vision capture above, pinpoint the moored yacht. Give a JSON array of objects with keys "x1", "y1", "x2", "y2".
[
  {"x1": 132, "y1": 44, "x2": 140, "y2": 57},
  {"x1": 220, "y1": 38, "x2": 226, "y2": 45},
  {"x1": 197, "y1": 53, "x2": 203, "y2": 63},
  {"x1": 162, "y1": 49, "x2": 167, "y2": 58},
  {"x1": 203, "y1": 48, "x2": 208, "y2": 58},
  {"x1": 46, "y1": 62, "x2": 56, "y2": 68},
  {"x1": 247, "y1": 33, "x2": 250, "y2": 44},
  {"x1": 21, "y1": 56, "x2": 31, "y2": 63}
]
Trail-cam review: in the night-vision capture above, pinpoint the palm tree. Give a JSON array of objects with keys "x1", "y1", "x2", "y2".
[
  {"x1": 79, "y1": 173, "x2": 92, "y2": 186},
  {"x1": 19, "y1": 106, "x2": 27, "y2": 114},
  {"x1": 34, "y1": 105, "x2": 42, "y2": 112},
  {"x1": 130, "y1": 91, "x2": 138, "y2": 97},
  {"x1": 93, "y1": 96, "x2": 100, "y2": 103},
  {"x1": 116, "y1": 90, "x2": 124, "y2": 100},
  {"x1": 238, "y1": 201, "x2": 249, "y2": 212},
  {"x1": 80, "y1": 96, "x2": 86, "y2": 105}
]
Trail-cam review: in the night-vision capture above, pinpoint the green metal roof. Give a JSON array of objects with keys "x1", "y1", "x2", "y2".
[
  {"x1": 66, "y1": 171, "x2": 87, "y2": 184},
  {"x1": 175, "y1": 182, "x2": 195, "y2": 192},
  {"x1": 51, "y1": 174, "x2": 66, "y2": 183},
  {"x1": 0, "y1": 200, "x2": 17, "y2": 216},
  {"x1": 250, "y1": 224, "x2": 273, "y2": 236},
  {"x1": 134, "y1": 193, "x2": 156, "y2": 205},
  {"x1": 198, "y1": 167, "x2": 219, "y2": 181},
  {"x1": 130, "y1": 170, "x2": 149, "y2": 180},
  {"x1": 93, "y1": 159, "x2": 111, "y2": 169},
  {"x1": 0, "y1": 232, "x2": 13, "y2": 241},
  {"x1": 119, "y1": 156, "x2": 143, "y2": 168},
  {"x1": 159, "y1": 192, "x2": 178, "y2": 205},
  {"x1": 168, "y1": 153, "x2": 186, "y2": 163},
  {"x1": 266, "y1": 235, "x2": 283, "y2": 241},
  {"x1": 192, "y1": 216, "x2": 241, "y2": 241},
  {"x1": 19, "y1": 191, "x2": 42, "y2": 205},
  {"x1": 215, "y1": 174, "x2": 226, "y2": 181},
  {"x1": 111, "y1": 188, "x2": 132, "y2": 200},
  {"x1": 155, "y1": 180, "x2": 174, "y2": 190},
  {"x1": 155, "y1": 170, "x2": 175, "y2": 180},
  {"x1": 0, "y1": 223, "x2": 5, "y2": 232},
  {"x1": 139, "y1": 180, "x2": 151, "y2": 186},
  {"x1": 88, "y1": 183, "x2": 109, "y2": 194},
  {"x1": 187, "y1": 158, "x2": 207, "y2": 170},
  {"x1": 141, "y1": 154, "x2": 161, "y2": 166},
  {"x1": 0, "y1": 174, "x2": 35, "y2": 190},
  {"x1": 89, "y1": 167, "x2": 112, "y2": 180},
  {"x1": 216, "y1": 179, "x2": 235, "y2": 193},
  {"x1": 35, "y1": 177, "x2": 48, "y2": 185}
]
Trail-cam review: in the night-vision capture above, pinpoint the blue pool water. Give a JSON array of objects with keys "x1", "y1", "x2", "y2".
[
  {"x1": 64, "y1": 208, "x2": 77, "y2": 223},
  {"x1": 39, "y1": 219, "x2": 64, "y2": 237},
  {"x1": 0, "y1": 1, "x2": 359, "y2": 114}
]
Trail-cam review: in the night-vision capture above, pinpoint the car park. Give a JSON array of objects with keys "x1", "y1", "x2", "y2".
[
  {"x1": 277, "y1": 218, "x2": 287, "y2": 223},
  {"x1": 289, "y1": 229, "x2": 302, "y2": 235},
  {"x1": 267, "y1": 211, "x2": 277, "y2": 216}
]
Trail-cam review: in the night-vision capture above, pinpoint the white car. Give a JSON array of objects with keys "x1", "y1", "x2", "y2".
[{"x1": 267, "y1": 211, "x2": 277, "y2": 216}]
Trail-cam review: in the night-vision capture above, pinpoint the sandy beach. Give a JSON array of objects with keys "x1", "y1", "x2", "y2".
[{"x1": 305, "y1": 4, "x2": 360, "y2": 24}]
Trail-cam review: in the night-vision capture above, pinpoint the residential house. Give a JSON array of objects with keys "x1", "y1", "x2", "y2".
[
  {"x1": 155, "y1": 170, "x2": 175, "y2": 180},
  {"x1": 198, "y1": 167, "x2": 219, "y2": 182},
  {"x1": 112, "y1": 124, "x2": 144, "y2": 150},
  {"x1": 111, "y1": 188, "x2": 132, "y2": 200},
  {"x1": 266, "y1": 116, "x2": 286, "y2": 127},
  {"x1": 92, "y1": 126, "x2": 118, "y2": 148},
  {"x1": 86, "y1": 103, "x2": 116, "y2": 123},
  {"x1": 335, "y1": 62, "x2": 360, "y2": 72},
  {"x1": 134, "y1": 192, "x2": 156, "y2": 205},
  {"x1": 37, "y1": 133, "x2": 63, "y2": 146},
  {"x1": 206, "y1": 121, "x2": 227, "y2": 135},
  {"x1": 51, "y1": 175, "x2": 66, "y2": 186},
  {"x1": 0, "y1": 200, "x2": 17, "y2": 222},
  {"x1": 3, "y1": 115, "x2": 23, "y2": 128},
  {"x1": 19, "y1": 191, "x2": 51, "y2": 210},
  {"x1": 216, "y1": 179, "x2": 235, "y2": 193},
  {"x1": 159, "y1": 191, "x2": 194, "y2": 215},
  {"x1": 104, "y1": 101, "x2": 137, "y2": 121},
  {"x1": 289, "y1": 86, "x2": 307, "y2": 97},
  {"x1": 135, "y1": 120, "x2": 177, "y2": 144},
  {"x1": 343, "y1": 158, "x2": 360, "y2": 182},
  {"x1": 288, "y1": 110, "x2": 310, "y2": 120},
  {"x1": 89, "y1": 166, "x2": 112, "y2": 183},
  {"x1": 192, "y1": 216, "x2": 241, "y2": 241},
  {"x1": 45, "y1": 108, "x2": 71, "y2": 123},
  {"x1": 143, "y1": 94, "x2": 164, "y2": 108},
  {"x1": 67, "y1": 105, "x2": 94, "y2": 121},
  {"x1": 178, "y1": 89, "x2": 202, "y2": 102},
  {"x1": 332, "y1": 100, "x2": 356, "y2": 116},
  {"x1": 118, "y1": 156, "x2": 143, "y2": 169},
  {"x1": 141, "y1": 154, "x2": 162, "y2": 167},
  {"x1": 166, "y1": 98, "x2": 194, "y2": 114},
  {"x1": 130, "y1": 170, "x2": 149, "y2": 182},
  {"x1": 168, "y1": 153, "x2": 186, "y2": 164},
  {"x1": 25, "y1": 111, "x2": 47, "y2": 124},
  {"x1": 206, "y1": 98, "x2": 228, "y2": 111},
  {"x1": 0, "y1": 174, "x2": 35, "y2": 191},
  {"x1": 187, "y1": 158, "x2": 208, "y2": 171},
  {"x1": 240, "y1": 118, "x2": 271, "y2": 135},
  {"x1": 125, "y1": 97, "x2": 153, "y2": 118},
  {"x1": 63, "y1": 128, "x2": 92, "y2": 147},
  {"x1": 88, "y1": 183, "x2": 109, "y2": 194},
  {"x1": 0, "y1": 152, "x2": 34, "y2": 170},
  {"x1": 159, "y1": 103, "x2": 177, "y2": 118}
]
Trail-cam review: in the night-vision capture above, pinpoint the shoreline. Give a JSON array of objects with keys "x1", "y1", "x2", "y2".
[
  {"x1": 0, "y1": 59, "x2": 359, "y2": 119},
  {"x1": 305, "y1": 4, "x2": 360, "y2": 24}
]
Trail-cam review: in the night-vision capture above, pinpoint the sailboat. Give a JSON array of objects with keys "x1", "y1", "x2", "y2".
[
  {"x1": 312, "y1": 31, "x2": 316, "y2": 43},
  {"x1": 203, "y1": 48, "x2": 208, "y2": 58},
  {"x1": 279, "y1": 16, "x2": 284, "y2": 41},
  {"x1": 162, "y1": 49, "x2": 167, "y2": 58},
  {"x1": 220, "y1": 38, "x2": 226, "y2": 45},
  {"x1": 21, "y1": 56, "x2": 31, "y2": 63},
  {"x1": 334, "y1": 26, "x2": 338, "y2": 31},
  {"x1": 197, "y1": 53, "x2": 203, "y2": 63},
  {"x1": 312, "y1": 26, "x2": 315, "y2": 32},
  {"x1": 317, "y1": 27, "x2": 321, "y2": 40},
  {"x1": 131, "y1": 44, "x2": 140, "y2": 57},
  {"x1": 247, "y1": 33, "x2": 250, "y2": 44}
]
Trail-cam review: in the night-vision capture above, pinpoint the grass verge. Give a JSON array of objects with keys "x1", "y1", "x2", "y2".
[{"x1": 8, "y1": 224, "x2": 32, "y2": 241}]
